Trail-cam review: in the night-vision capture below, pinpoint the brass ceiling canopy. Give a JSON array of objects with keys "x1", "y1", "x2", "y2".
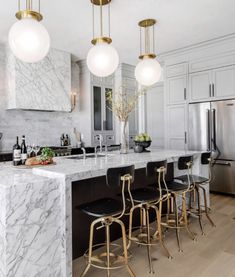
[
  {"x1": 16, "y1": 0, "x2": 43, "y2": 21},
  {"x1": 91, "y1": 37, "x2": 112, "y2": 45},
  {"x1": 91, "y1": 0, "x2": 111, "y2": 6},
  {"x1": 138, "y1": 19, "x2": 157, "y2": 28},
  {"x1": 138, "y1": 18, "x2": 158, "y2": 60}
]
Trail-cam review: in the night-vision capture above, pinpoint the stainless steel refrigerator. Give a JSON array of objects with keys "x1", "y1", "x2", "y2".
[{"x1": 189, "y1": 99, "x2": 235, "y2": 195}]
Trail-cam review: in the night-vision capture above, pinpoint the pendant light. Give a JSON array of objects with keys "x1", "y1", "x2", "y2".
[
  {"x1": 8, "y1": 0, "x2": 50, "y2": 63},
  {"x1": 135, "y1": 19, "x2": 161, "y2": 87},
  {"x1": 87, "y1": 0, "x2": 119, "y2": 77}
]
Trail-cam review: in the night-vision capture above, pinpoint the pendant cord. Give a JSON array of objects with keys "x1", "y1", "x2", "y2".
[
  {"x1": 38, "y1": 0, "x2": 40, "y2": 13},
  {"x1": 108, "y1": 2, "x2": 111, "y2": 38},
  {"x1": 18, "y1": 0, "x2": 20, "y2": 11},
  {"x1": 153, "y1": 24, "x2": 155, "y2": 54},
  {"x1": 100, "y1": 0, "x2": 103, "y2": 37},
  {"x1": 139, "y1": 27, "x2": 142, "y2": 56},
  {"x1": 92, "y1": 3, "x2": 95, "y2": 39}
]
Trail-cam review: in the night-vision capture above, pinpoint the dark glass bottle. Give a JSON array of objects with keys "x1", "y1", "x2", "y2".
[
  {"x1": 21, "y1": 135, "x2": 27, "y2": 165},
  {"x1": 13, "y1": 136, "x2": 21, "y2": 166}
]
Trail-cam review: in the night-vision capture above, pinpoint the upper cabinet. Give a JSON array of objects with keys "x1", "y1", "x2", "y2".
[
  {"x1": 189, "y1": 52, "x2": 235, "y2": 102},
  {"x1": 189, "y1": 70, "x2": 211, "y2": 102},
  {"x1": 7, "y1": 48, "x2": 72, "y2": 112},
  {"x1": 165, "y1": 63, "x2": 188, "y2": 105}
]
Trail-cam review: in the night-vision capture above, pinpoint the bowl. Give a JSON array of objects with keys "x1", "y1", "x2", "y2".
[{"x1": 134, "y1": 141, "x2": 151, "y2": 152}]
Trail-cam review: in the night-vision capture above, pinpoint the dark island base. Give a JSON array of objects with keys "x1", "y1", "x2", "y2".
[{"x1": 72, "y1": 163, "x2": 174, "y2": 259}]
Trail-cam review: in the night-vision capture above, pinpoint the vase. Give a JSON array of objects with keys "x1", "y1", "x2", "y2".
[{"x1": 120, "y1": 120, "x2": 129, "y2": 154}]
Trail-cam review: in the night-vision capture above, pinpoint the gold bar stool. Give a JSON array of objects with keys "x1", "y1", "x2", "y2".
[
  {"x1": 175, "y1": 152, "x2": 216, "y2": 235},
  {"x1": 128, "y1": 160, "x2": 172, "y2": 274},
  {"x1": 161, "y1": 155, "x2": 196, "y2": 252},
  {"x1": 79, "y1": 165, "x2": 136, "y2": 277}
]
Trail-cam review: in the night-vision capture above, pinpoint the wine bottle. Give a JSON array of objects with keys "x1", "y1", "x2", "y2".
[
  {"x1": 13, "y1": 136, "x2": 21, "y2": 166},
  {"x1": 21, "y1": 135, "x2": 27, "y2": 165}
]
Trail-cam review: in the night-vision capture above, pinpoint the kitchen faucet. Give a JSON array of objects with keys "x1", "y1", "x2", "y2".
[
  {"x1": 81, "y1": 147, "x2": 86, "y2": 159},
  {"x1": 98, "y1": 134, "x2": 103, "y2": 154}
]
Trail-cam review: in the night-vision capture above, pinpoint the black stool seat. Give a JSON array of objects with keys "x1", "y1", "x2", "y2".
[
  {"x1": 175, "y1": 174, "x2": 208, "y2": 184},
  {"x1": 131, "y1": 188, "x2": 160, "y2": 203},
  {"x1": 163, "y1": 181, "x2": 189, "y2": 192},
  {"x1": 79, "y1": 198, "x2": 123, "y2": 217}
]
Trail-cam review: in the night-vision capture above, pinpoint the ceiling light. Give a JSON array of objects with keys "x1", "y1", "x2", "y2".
[
  {"x1": 135, "y1": 19, "x2": 161, "y2": 87},
  {"x1": 8, "y1": 0, "x2": 50, "y2": 63},
  {"x1": 87, "y1": 0, "x2": 119, "y2": 77}
]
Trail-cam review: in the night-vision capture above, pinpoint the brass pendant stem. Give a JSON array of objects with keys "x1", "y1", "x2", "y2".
[{"x1": 138, "y1": 18, "x2": 157, "y2": 60}]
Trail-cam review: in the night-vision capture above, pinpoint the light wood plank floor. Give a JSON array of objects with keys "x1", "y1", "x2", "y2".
[{"x1": 73, "y1": 194, "x2": 235, "y2": 277}]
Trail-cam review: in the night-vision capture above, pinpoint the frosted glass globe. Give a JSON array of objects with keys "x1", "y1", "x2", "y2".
[
  {"x1": 135, "y1": 58, "x2": 162, "y2": 86},
  {"x1": 8, "y1": 18, "x2": 50, "y2": 63},
  {"x1": 87, "y1": 42, "x2": 119, "y2": 77}
]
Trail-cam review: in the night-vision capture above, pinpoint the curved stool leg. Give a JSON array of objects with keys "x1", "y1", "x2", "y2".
[
  {"x1": 173, "y1": 194, "x2": 182, "y2": 252},
  {"x1": 201, "y1": 185, "x2": 216, "y2": 227},
  {"x1": 152, "y1": 203, "x2": 172, "y2": 259},
  {"x1": 115, "y1": 218, "x2": 136, "y2": 277},
  {"x1": 182, "y1": 193, "x2": 196, "y2": 241},
  {"x1": 105, "y1": 224, "x2": 111, "y2": 277},
  {"x1": 146, "y1": 207, "x2": 154, "y2": 274},
  {"x1": 80, "y1": 220, "x2": 97, "y2": 277},
  {"x1": 195, "y1": 186, "x2": 205, "y2": 235}
]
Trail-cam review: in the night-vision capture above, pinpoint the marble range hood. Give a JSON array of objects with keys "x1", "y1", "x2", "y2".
[{"x1": 6, "y1": 48, "x2": 72, "y2": 112}]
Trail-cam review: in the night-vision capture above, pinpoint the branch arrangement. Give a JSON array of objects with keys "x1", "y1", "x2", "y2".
[{"x1": 106, "y1": 86, "x2": 146, "y2": 122}]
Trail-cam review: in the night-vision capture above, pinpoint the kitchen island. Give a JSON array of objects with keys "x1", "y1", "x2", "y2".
[{"x1": 0, "y1": 149, "x2": 209, "y2": 277}]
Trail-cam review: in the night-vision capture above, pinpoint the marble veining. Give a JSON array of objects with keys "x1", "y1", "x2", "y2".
[
  {"x1": 7, "y1": 48, "x2": 72, "y2": 112},
  {"x1": 0, "y1": 149, "x2": 207, "y2": 277},
  {"x1": 0, "y1": 171, "x2": 64, "y2": 277}
]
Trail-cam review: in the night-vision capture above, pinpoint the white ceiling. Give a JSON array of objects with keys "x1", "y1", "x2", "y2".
[{"x1": 1, "y1": 0, "x2": 235, "y2": 65}]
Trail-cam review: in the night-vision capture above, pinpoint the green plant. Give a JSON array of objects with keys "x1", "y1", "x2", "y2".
[
  {"x1": 40, "y1": 147, "x2": 55, "y2": 162},
  {"x1": 134, "y1": 133, "x2": 151, "y2": 142}
]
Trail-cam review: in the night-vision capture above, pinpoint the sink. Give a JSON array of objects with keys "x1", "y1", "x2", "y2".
[{"x1": 67, "y1": 153, "x2": 106, "y2": 160}]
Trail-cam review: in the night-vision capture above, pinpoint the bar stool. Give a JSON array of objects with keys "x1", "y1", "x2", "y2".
[
  {"x1": 79, "y1": 165, "x2": 135, "y2": 277},
  {"x1": 161, "y1": 155, "x2": 196, "y2": 252},
  {"x1": 128, "y1": 160, "x2": 172, "y2": 274},
  {"x1": 175, "y1": 152, "x2": 216, "y2": 235}
]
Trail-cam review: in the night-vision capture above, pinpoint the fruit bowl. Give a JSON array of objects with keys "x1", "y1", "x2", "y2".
[{"x1": 134, "y1": 140, "x2": 151, "y2": 152}]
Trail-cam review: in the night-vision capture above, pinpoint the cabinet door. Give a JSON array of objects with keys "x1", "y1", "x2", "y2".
[
  {"x1": 189, "y1": 71, "x2": 211, "y2": 102},
  {"x1": 146, "y1": 85, "x2": 164, "y2": 148},
  {"x1": 166, "y1": 75, "x2": 187, "y2": 105},
  {"x1": 213, "y1": 66, "x2": 235, "y2": 99},
  {"x1": 166, "y1": 105, "x2": 187, "y2": 150}
]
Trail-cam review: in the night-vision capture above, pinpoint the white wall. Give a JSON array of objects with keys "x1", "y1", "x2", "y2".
[{"x1": 0, "y1": 44, "x2": 81, "y2": 151}]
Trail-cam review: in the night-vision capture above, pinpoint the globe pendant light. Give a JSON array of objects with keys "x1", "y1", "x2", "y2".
[
  {"x1": 8, "y1": 0, "x2": 50, "y2": 63},
  {"x1": 135, "y1": 19, "x2": 162, "y2": 87},
  {"x1": 87, "y1": 0, "x2": 119, "y2": 77}
]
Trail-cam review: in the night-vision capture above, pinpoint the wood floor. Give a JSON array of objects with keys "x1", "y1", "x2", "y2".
[{"x1": 73, "y1": 193, "x2": 235, "y2": 277}]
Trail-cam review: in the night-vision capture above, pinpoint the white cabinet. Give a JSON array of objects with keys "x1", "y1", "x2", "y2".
[
  {"x1": 166, "y1": 75, "x2": 187, "y2": 105},
  {"x1": 91, "y1": 77, "x2": 115, "y2": 146},
  {"x1": 146, "y1": 84, "x2": 164, "y2": 148},
  {"x1": 166, "y1": 105, "x2": 187, "y2": 150},
  {"x1": 189, "y1": 70, "x2": 211, "y2": 102},
  {"x1": 213, "y1": 65, "x2": 235, "y2": 99},
  {"x1": 189, "y1": 65, "x2": 235, "y2": 102}
]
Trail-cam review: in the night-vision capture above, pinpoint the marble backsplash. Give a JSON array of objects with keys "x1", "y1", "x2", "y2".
[{"x1": 0, "y1": 44, "x2": 82, "y2": 152}]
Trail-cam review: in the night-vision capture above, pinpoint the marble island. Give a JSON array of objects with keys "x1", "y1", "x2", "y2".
[{"x1": 0, "y1": 149, "x2": 208, "y2": 277}]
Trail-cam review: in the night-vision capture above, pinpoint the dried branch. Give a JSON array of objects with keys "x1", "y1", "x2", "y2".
[{"x1": 106, "y1": 86, "x2": 147, "y2": 122}]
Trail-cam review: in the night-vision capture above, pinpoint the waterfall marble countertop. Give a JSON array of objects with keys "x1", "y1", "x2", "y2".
[
  {"x1": 0, "y1": 149, "x2": 204, "y2": 277},
  {"x1": 32, "y1": 149, "x2": 201, "y2": 181}
]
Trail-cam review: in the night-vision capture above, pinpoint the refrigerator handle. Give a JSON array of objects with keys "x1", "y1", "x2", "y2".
[
  {"x1": 209, "y1": 84, "x2": 212, "y2": 97},
  {"x1": 207, "y1": 109, "x2": 211, "y2": 151},
  {"x1": 212, "y1": 109, "x2": 216, "y2": 151}
]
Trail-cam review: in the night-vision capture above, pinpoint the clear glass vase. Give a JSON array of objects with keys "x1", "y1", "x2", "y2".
[{"x1": 120, "y1": 120, "x2": 129, "y2": 154}]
